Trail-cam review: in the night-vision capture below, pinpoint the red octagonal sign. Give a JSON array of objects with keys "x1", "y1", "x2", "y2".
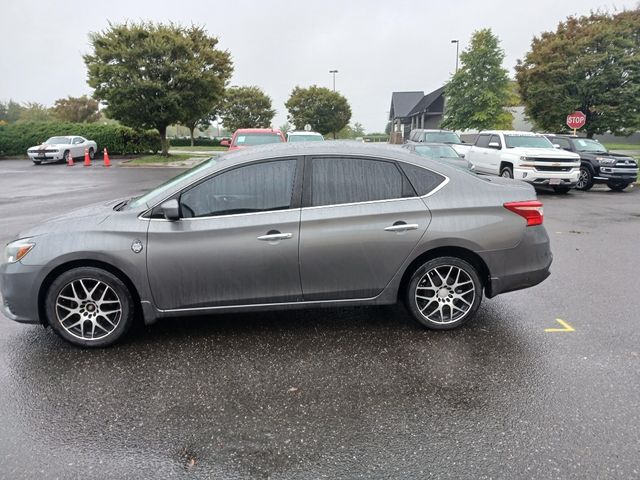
[{"x1": 566, "y1": 111, "x2": 586, "y2": 130}]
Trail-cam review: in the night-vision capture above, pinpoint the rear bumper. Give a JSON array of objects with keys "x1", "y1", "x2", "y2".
[{"x1": 480, "y1": 225, "x2": 552, "y2": 298}]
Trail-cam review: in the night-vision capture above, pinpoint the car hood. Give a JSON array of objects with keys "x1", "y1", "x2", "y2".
[
  {"x1": 17, "y1": 199, "x2": 124, "y2": 238},
  {"x1": 513, "y1": 147, "x2": 580, "y2": 158},
  {"x1": 29, "y1": 143, "x2": 65, "y2": 150}
]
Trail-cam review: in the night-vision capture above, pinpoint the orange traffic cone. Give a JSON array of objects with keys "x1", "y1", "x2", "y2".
[
  {"x1": 103, "y1": 147, "x2": 111, "y2": 167},
  {"x1": 83, "y1": 148, "x2": 91, "y2": 167},
  {"x1": 66, "y1": 151, "x2": 74, "y2": 167}
]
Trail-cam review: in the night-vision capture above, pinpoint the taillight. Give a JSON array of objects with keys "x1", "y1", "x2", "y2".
[{"x1": 503, "y1": 200, "x2": 543, "y2": 226}]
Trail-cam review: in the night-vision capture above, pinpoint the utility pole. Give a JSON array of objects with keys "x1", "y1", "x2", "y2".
[
  {"x1": 451, "y1": 40, "x2": 459, "y2": 73},
  {"x1": 329, "y1": 69, "x2": 338, "y2": 91}
]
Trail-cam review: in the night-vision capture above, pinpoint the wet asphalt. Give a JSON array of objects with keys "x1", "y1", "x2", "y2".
[{"x1": 0, "y1": 159, "x2": 638, "y2": 479}]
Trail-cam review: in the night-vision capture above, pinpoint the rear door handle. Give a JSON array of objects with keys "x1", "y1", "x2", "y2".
[
  {"x1": 257, "y1": 232, "x2": 293, "y2": 241},
  {"x1": 384, "y1": 223, "x2": 419, "y2": 232}
]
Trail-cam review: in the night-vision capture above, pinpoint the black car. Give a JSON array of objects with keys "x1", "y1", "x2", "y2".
[{"x1": 544, "y1": 135, "x2": 637, "y2": 191}]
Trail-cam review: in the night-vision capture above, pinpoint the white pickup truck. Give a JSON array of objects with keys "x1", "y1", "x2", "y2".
[{"x1": 466, "y1": 131, "x2": 581, "y2": 193}]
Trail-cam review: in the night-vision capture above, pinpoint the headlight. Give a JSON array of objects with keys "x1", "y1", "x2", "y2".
[
  {"x1": 3, "y1": 238, "x2": 35, "y2": 264},
  {"x1": 596, "y1": 157, "x2": 616, "y2": 165}
]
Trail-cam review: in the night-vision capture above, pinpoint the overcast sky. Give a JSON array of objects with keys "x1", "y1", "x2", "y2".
[{"x1": 1, "y1": 0, "x2": 636, "y2": 132}]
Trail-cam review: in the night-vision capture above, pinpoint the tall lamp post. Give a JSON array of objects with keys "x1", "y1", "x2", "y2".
[
  {"x1": 329, "y1": 69, "x2": 338, "y2": 91},
  {"x1": 451, "y1": 40, "x2": 459, "y2": 73}
]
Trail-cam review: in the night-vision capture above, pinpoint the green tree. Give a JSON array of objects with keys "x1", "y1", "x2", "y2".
[
  {"x1": 220, "y1": 86, "x2": 275, "y2": 132},
  {"x1": 0, "y1": 100, "x2": 24, "y2": 123},
  {"x1": 52, "y1": 95, "x2": 100, "y2": 123},
  {"x1": 18, "y1": 102, "x2": 52, "y2": 122},
  {"x1": 441, "y1": 29, "x2": 512, "y2": 131},
  {"x1": 515, "y1": 9, "x2": 640, "y2": 137},
  {"x1": 84, "y1": 22, "x2": 233, "y2": 155},
  {"x1": 285, "y1": 85, "x2": 352, "y2": 138}
]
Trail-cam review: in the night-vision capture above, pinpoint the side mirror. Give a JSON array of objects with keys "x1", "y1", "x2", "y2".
[
  {"x1": 220, "y1": 139, "x2": 230, "y2": 147},
  {"x1": 160, "y1": 199, "x2": 180, "y2": 221},
  {"x1": 488, "y1": 141, "x2": 500, "y2": 149},
  {"x1": 553, "y1": 144, "x2": 561, "y2": 149},
  {"x1": 459, "y1": 153, "x2": 466, "y2": 158}
]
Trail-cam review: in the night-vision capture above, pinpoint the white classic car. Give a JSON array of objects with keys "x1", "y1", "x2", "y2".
[{"x1": 27, "y1": 136, "x2": 98, "y2": 165}]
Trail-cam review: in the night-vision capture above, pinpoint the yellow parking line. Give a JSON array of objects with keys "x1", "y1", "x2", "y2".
[{"x1": 544, "y1": 318, "x2": 575, "y2": 332}]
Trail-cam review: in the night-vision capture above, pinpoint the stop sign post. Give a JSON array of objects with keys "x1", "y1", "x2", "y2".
[{"x1": 566, "y1": 111, "x2": 586, "y2": 135}]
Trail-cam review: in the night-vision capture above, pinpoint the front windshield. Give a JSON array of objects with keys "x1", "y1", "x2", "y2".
[
  {"x1": 234, "y1": 134, "x2": 283, "y2": 146},
  {"x1": 423, "y1": 132, "x2": 462, "y2": 144},
  {"x1": 127, "y1": 157, "x2": 218, "y2": 209},
  {"x1": 288, "y1": 134, "x2": 324, "y2": 142},
  {"x1": 504, "y1": 135, "x2": 554, "y2": 149},
  {"x1": 573, "y1": 138, "x2": 607, "y2": 153},
  {"x1": 414, "y1": 145, "x2": 459, "y2": 159},
  {"x1": 45, "y1": 136, "x2": 71, "y2": 144}
]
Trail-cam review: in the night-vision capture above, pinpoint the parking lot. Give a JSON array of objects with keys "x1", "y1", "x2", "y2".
[{"x1": 0, "y1": 159, "x2": 639, "y2": 479}]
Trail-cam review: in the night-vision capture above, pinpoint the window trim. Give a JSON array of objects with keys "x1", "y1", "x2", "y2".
[
  {"x1": 144, "y1": 157, "x2": 303, "y2": 221},
  {"x1": 302, "y1": 155, "x2": 420, "y2": 209}
]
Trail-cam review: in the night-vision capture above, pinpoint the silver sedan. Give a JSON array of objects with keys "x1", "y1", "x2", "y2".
[{"x1": 1, "y1": 142, "x2": 552, "y2": 347}]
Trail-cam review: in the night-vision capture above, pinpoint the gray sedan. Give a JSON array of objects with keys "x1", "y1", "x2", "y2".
[{"x1": 1, "y1": 142, "x2": 552, "y2": 347}]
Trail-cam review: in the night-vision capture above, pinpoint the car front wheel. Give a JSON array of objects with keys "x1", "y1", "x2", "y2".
[
  {"x1": 405, "y1": 256, "x2": 483, "y2": 330},
  {"x1": 607, "y1": 182, "x2": 630, "y2": 192},
  {"x1": 500, "y1": 166, "x2": 513, "y2": 178},
  {"x1": 45, "y1": 267, "x2": 134, "y2": 347},
  {"x1": 576, "y1": 166, "x2": 593, "y2": 190}
]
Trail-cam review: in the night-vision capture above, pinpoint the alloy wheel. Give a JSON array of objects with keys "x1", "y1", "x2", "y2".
[
  {"x1": 576, "y1": 169, "x2": 589, "y2": 189},
  {"x1": 415, "y1": 265, "x2": 475, "y2": 325},
  {"x1": 55, "y1": 278, "x2": 122, "y2": 340}
]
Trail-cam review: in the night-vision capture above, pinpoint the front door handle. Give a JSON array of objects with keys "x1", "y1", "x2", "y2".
[
  {"x1": 384, "y1": 223, "x2": 419, "y2": 232},
  {"x1": 257, "y1": 232, "x2": 293, "y2": 241}
]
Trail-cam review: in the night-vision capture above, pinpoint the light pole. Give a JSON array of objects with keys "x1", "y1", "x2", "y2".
[
  {"x1": 451, "y1": 40, "x2": 459, "y2": 73},
  {"x1": 329, "y1": 69, "x2": 338, "y2": 91}
]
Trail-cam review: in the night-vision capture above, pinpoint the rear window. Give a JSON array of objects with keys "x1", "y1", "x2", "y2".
[
  {"x1": 400, "y1": 163, "x2": 446, "y2": 196},
  {"x1": 234, "y1": 133, "x2": 283, "y2": 146}
]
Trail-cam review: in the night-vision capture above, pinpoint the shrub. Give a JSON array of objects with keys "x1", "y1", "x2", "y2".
[
  {"x1": 168, "y1": 137, "x2": 226, "y2": 147},
  {"x1": 0, "y1": 122, "x2": 161, "y2": 156}
]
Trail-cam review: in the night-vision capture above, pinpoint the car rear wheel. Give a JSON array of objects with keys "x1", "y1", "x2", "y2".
[
  {"x1": 45, "y1": 267, "x2": 134, "y2": 347},
  {"x1": 576, "y1": 167, "x2": 593, "y2": 190},
  {"x1": 405, "y1": 256, "x2": 482, "y2": 330},
  {"x1": 88, "y1": 147, "x2": 95, "y2": 160},
  {"x1": 607, "y1": 182, "x2": 629, "y2": 192},
  {"x1": 500, "y1": 166, "x2": 513, "y2": 179}
]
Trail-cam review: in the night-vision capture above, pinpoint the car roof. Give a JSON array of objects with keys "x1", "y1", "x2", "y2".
[
  {"x1": 479, "y1": 130, "x2": 541, "y2": 136},
  {"x1": 406, "y1": 142, "x2": 455, "y2": 147},
  {"x1": 410, "y1": 129, "x2": 455, "y2": 133},
  {"x1": 233, "y1": 128, "x2": 282, "y2": 134},
  {"x1": 287, "y1": 131, "x2": 322, "y2": 136}
]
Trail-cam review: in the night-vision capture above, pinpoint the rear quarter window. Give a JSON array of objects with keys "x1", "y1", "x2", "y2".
[{"x1": 400, "y1": 163, "x2": 446, "y2": 196}]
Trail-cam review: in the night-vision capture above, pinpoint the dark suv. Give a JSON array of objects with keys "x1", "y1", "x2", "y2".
[{"x1": 544, "y1": 134, "x2": 637, "y2": 191}]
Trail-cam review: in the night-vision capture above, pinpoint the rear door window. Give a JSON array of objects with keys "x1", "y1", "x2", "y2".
[
  {"x1": 310, "y1": 157, "x2": 409, "y2": 207},
  {"x1": 475, "y1": 134, "x2": 491, "y2": 148}
]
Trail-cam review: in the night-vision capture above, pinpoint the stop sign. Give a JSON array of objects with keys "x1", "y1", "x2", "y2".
[{"x1": 566, "y1": 111, "x2": 586, "y2": 130}]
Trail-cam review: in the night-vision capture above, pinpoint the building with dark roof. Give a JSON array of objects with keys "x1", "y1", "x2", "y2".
[{"x1": 389, "y1": 87, "x2": 445, "y2": 139}]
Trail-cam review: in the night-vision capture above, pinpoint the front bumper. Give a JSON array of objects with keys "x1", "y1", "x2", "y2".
[
  {"x1": 595, "y1": 166, "x2": 637, "y2": 184},
  {"x1": 0, "y1": 262, "x2": 42, "y2": 324},
  {"x1": 27, "y1": 152, "x2": 64, "y2": 162},
  {"x1": 481, "y1": 225, "x2": 552, "y2": 298},
  {"x1": 514, "y1": 167, "x2": 579, "y2": 187}
]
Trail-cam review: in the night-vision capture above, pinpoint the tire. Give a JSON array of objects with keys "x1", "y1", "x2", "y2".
[
  {"x1": 500, "y1": 166, "x2": 513, "y2": 179},
  {"x1": 405, "y1": 256, "x2": 483, "y2": 330},
  {"x1": 553, "y1": 186, "x2": 571, "y2": 194},
  {"x1": 63, "y1": 150, "x2": 71, "y2": 164},
  {"x1": 45, "y1": 267, "x2": 134, "y2": 348},
  {"x1": 576, "y1": 166, "x2": 593, "y2": 191},
  {"x1": 607, "y1": 182, "x2": 629, "y2": 192},
  {"x1": 88, "y1": 147, "x2": 95, "y2": 160}
]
